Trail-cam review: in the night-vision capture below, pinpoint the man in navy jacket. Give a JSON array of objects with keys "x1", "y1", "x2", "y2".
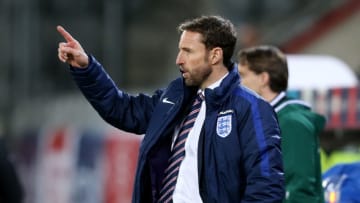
[{"x1": 57, "y1": 15, "x2": 284, "y2": 202}]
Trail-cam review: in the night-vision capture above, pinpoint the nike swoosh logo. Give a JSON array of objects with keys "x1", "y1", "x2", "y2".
[{"x1": 162, "y1": 97, "x2": 175, "y2": 105}]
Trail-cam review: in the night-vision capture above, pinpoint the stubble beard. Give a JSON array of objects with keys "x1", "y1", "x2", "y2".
[
  {"x1": 184, "y1": 66, "x2": 212, "y2": 87},
  {"x1": 183, "y1": 53, "x2": 211, "y2": 87}
]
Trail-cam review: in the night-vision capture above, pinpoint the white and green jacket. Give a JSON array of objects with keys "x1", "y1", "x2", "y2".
[{"x1": 271, "y1": 91, "x2": 325, "y2": 203}]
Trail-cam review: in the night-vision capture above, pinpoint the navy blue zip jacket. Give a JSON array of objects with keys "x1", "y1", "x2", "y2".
[{"x1": 70, "y1": 56, "x2": 285, "y2": 202}]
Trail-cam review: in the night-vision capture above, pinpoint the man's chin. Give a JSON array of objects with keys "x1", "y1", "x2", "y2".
[
  {"x1": 185, "y1": 80, "x2": 200, "y2": 87},
  {"x1": 184, "y1": 79, "x2": 196, "y2": 87}
]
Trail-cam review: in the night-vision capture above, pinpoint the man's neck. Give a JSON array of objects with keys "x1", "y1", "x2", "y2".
[
  {"x1": 200, "y1": 65, "x2": 229, "y2": 90},
  {"x1": 262, "y1": 91, "x2": 279, "y2": 103}
]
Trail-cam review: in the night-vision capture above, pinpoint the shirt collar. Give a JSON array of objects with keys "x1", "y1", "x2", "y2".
[{"x1": 198, "y1": 73, "x2": 229, "y2": 96}]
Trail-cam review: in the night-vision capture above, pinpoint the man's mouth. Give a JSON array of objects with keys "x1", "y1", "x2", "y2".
[{"x1": 180, "y1": 69, "x2": 186, "y2": 78}]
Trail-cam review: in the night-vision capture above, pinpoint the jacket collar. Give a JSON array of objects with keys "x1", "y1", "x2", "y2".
[
  {"x1": 270, "y1": 91, "x2": 287, "y2": 107},
  {"x1": 271, "y1": 91, "x2": 312, "y2": 113},
  {"x1": 165, "y1": 63, "x2": 240, "y2": 107},
  {"x1": 204, "y1": 63, "x2": 240, "y2": 106}
]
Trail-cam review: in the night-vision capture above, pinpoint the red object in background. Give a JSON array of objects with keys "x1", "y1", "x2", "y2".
[
  {"x1": 347, "y1": 87, "x2": 358, "y2": 128},
  {"x1": 37, "y1": 127, "x2": 77, "y2": 203},
  {"x1": 50, "y1": 128, "x2": 66, "y2": 151},
  {"x1": 282, "y1": 0, "x2": 360, "y2": 53},
  {"x1": 328, "y1": 88, "x2": 342, "y2": 129},
  {"x1": 103, "y1": 130, "x2": 142, "y2": 203}
]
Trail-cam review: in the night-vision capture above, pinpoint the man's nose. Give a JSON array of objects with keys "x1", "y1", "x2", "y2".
[{"x1": 176, "y1": 53, "x2": 183, "y2": 65}]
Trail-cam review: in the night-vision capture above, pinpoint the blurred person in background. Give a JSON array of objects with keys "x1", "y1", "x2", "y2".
[
  {"x1": 57, "y1": 16, "x2": 284, "y2": 202},
  {"x1": 238, "y1": 45, "x2": 325, "y2": 203},
  {"x1": 0, "y1": 122, "x2": 24, "y2": 203}
]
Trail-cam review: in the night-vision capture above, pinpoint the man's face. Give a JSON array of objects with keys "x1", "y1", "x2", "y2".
[
  {"x1": 238, "y1": 63, "x2": 263, "y2": 95},
  {"x1": 176, "y1": 31, "x2": 212, "y2": 88}
]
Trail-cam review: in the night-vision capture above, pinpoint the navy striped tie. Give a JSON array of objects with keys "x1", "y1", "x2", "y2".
[{"x1": 158, "y1": 93, "x2": 204, "y2": 203}]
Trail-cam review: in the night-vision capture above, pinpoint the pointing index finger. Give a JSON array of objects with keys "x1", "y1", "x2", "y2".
[{"x1": 57, "y1": 25, "x2": 76, "y2": 42}]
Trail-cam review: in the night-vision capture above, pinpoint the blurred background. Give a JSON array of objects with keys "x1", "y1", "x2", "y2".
[{"x1": 0, "y1": 0, "x2": 360, "y2": 202}]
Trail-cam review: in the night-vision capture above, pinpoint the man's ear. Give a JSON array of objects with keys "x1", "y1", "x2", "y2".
[
  {"x1": 210, "y1": 47, "x2": 223, "y2": 65},
  {"x1": 260, "y1": 71, "x2": 270, "y2": 86}
]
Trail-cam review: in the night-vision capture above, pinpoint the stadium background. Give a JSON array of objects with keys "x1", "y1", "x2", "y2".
[{"x1": 1, "y1": 0, "x2": 360, "y2": 202}]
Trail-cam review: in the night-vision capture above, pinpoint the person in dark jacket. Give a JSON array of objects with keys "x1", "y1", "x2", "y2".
[
  {"x1": 238, "y1": 45, "x2": 325, "y2": 203},
  {"x1": 57, "y1": 16, "x2": 285, "y2": 202}
]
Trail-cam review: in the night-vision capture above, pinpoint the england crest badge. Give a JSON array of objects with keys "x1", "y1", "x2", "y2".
[{"x1": 216, "y1": 115, "x2": 232, "y2": 138}]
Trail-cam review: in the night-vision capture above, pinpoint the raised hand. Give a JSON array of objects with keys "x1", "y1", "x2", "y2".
[{"x1": 57, "y1": 25, "x2": 89, "y2": 68}]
